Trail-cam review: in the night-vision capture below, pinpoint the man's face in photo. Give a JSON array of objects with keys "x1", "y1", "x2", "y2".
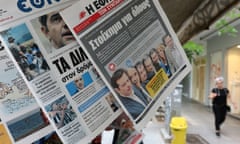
[
  {"x1": 136, "y1": 64, "x2": 147, "y2": 82},
  {"x1": 75, "y1": 76, "x2": 84, "y2": 90},
  {"x1": 127, "y1": 67, "x2": 140, "y2": 86},
  {"x1": 116, "y1": 73, "x2": 133, "y2": 96},
  {"x1": 43, "y1": 11, "x2": 75, "y2": 49},
  {"x1": 150, "y1": 51, "x2": 159, "y2": 64},
  {"x1": 61, "y1": 102, "x2": 68, "y2": 110},
  {"x1": 144, "y1": 57, "x2": 155, "y2": 72},
  {"x1": 164, "y1": 35, "x2": 174, "y2": 48},
  {"x1": 52, "y1": 103, "x2": 59, "y2": 111}
]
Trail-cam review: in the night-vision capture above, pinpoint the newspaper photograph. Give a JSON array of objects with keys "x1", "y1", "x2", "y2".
[
  {"x1": 0, "y1": 1, "x2": 122, "y2": 144},
  {"x1": 61, "y1": 0, "x2": 192, "y2": 129}
]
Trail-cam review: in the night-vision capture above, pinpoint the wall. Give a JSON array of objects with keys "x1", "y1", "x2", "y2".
[
  {"x1": 227, "y1": 47, "x2": 240, "y2": 113},
  {"x1": 206, "y1": 23, "x2": 240, "y2": 106}
]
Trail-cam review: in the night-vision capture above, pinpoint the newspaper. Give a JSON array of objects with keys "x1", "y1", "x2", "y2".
[
  {"x1": 0, "y1": 1, "x2": 122, "y2": 143},
  {"x1": 0, "y1": 47, "x2": 61, "y2": 144},
  {"x1": 61, "y1": 0, "x2": 192, "y2": 129}
]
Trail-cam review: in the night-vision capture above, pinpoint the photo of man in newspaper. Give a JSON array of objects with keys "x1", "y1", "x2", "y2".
[
  {"x1": 142, "y1": 55, "x2": 156, "y2": 80},
  {"x1": 163, "y1": 34, "x2": 184, "y2": 73},
  {"x1": 149, "y1": 47, "x2": 172, "y2": 78},
  {"x1": 111, "y1": 68, "x2": 151, "y2": 120},
  {"x1": 65, "y1": 72, "x2": 93, "y2": 96},
  {"x1": 135, "y1": 61, "x2": 150, "y2": 93},
  {"x1": 156, "y1": 44, "x2": 172, "y2": 77},
  {"x1": 46, "y1": 96, "x2": 77, "y2": 129},
  {"x1": 31, "y1": 10, "x2": 76, "y2": 54},
  {"x1": 127, "y1": 66, "x2": 152, "y2": 101}
]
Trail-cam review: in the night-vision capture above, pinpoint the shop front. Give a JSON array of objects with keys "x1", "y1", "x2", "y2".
[
  {"x1": 206, "y1": 23, "x2": 240, "y2": 116},
  {"x1": 191, "y1": 57, "x2": 206, "y2": 104},
  {"x1": 226, "y1": 46, "x2": 240, "y2": 115}
]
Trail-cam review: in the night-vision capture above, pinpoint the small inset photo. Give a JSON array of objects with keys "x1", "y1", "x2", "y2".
[
  {"x1": 45, "y1": 96, "x2": 77, "y2": 129},
  {"x1": 66, "y1": 72, "x2": 93, "y2": 96},
  {"x1": 30, "y1": 10, "x2": 76, "y2": 54}
]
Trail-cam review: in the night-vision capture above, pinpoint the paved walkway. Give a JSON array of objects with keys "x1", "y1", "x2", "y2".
[
  {"x1": 181, "y1": 97, "x2": 240, "y2": 144},
  {"x1": 102, "y1": 97, "x2": 240, "y2": 144}
]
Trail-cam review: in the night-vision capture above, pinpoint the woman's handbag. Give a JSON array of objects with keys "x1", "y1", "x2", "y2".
[{"x1": 226, "y1": 105, "x2": 231, "y2": 112}]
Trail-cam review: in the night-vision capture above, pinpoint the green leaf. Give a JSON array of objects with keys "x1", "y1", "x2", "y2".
[
  {"x1": 214, "y1": 8, "x2": 240, "y2": 37},
  {"x1": 183, "y1": 41, "x2": 204, "y2": 61}
]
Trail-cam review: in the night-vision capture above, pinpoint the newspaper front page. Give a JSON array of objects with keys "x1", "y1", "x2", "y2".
[
  {"x1": 61, "y1": 0, "x2": 192, "y2": 129},
  {"x1": 0, "y1": 46, "x2": 61, "y2": 144},
  {"x1": 0, "y1": 1, "x2": 122, "y2": 143}
]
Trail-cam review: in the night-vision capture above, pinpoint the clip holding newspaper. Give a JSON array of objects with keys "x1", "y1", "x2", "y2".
[
  {"x1": 60, "y1": 0, "x2": 192, "y2": 130},
  {"x1": 0, "y1": 0, "x2": 125, "y2": 144}
]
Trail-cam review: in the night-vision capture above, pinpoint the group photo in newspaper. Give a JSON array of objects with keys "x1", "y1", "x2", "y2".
[{"x1": 0, "y1": 0, "x2": 191, "y2": 144}]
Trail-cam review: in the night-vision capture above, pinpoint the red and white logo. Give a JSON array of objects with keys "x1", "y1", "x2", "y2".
[
  {"x1": 79, "y1": 11, "x2": 86, "y2": 19},
  {"x1": 108, "y1": 63, "x2": 116, "y2": 71}
]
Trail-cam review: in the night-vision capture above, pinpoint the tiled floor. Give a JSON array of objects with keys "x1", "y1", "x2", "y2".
[{"x1": 182, "y1": 98, "x2": 240, "y2": 144}]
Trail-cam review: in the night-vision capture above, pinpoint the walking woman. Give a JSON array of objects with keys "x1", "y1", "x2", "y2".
[{"x1": 209, "y1": 76, "x2": 236, "y2": 136}]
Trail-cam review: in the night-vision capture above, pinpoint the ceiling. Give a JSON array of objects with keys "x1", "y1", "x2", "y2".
[
  {"x1": 159, "y1": 0, "x2": 240, "y2": 43},
  {"x1": 159, "y1": 0, "x2": 203, "y2": 32}
]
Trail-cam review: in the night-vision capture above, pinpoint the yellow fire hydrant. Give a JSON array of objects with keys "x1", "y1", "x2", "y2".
[{"x1": 170, "y1": 117, "x2": 187, "y2": 144}]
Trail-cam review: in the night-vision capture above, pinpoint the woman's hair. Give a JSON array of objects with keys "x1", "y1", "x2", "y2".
[{"x1": 215, "y1": 76, "x2": 224, "y2": 83}]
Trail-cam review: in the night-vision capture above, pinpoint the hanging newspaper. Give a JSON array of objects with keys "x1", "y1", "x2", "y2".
[
  {"x1": 0, "y1": 0, "x2": 122, "y2": 143},
  {"x1": 0, "y1": 43, "x2": 62, "y2": 144},
  {"x1": 61, "y1": 0, "x2": 192, "y2": 129}
]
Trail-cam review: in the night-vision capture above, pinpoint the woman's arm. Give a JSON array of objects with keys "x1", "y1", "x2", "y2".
[{"x1": 209, "y1": 92, "x2": 217, "y2": 99}]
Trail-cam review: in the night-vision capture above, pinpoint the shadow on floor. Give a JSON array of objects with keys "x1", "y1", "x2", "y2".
[{"x1": 187, "y1": 133, "x2": 209, "y2": 144}]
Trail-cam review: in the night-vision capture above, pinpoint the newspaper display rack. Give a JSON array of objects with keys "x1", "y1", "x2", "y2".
[{"x1": 0, "y1": 0, "x2": 192, "y2": 143}]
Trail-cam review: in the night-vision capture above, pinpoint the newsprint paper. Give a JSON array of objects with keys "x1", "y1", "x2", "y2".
[
  {"x1": 0, "y1": 0, "x2": 124, "y2": 144},
  {"x1": 60, "y1": 0, "x2": 192, "y2": 130}
]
